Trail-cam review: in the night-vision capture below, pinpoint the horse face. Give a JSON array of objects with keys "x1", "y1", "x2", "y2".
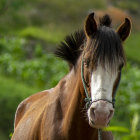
[
  {"x1": 84, "y1": 12, "x2": 131, "y2": 128},
  {"x1": 88, "y1": 64, "x2": 121, "y2": 128},
  {"x1": 83, "y1": 53, "x2": 124, "y2": 128}
]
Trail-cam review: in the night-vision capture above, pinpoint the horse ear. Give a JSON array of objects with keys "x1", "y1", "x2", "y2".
[
  {"x1": 85, "y1": 12, "x2": 97, "y2": 37},
  {"x1": 117, "y1": 18, "x2": 131, "y2": 42}
]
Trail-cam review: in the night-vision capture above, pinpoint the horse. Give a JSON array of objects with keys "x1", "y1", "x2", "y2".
[{"x1": 11, "y1": 12, "x2": 131, "y2": 140}]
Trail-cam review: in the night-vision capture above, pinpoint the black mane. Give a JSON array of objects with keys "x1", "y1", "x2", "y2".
[
  {"x1": 90, "y1": 26, "x2": 125, "y2": 70},
  {"x1": 55, "y1": 14, "x2": 125, "y2": 70},
  {"x1": 55, "y1": 30, "x2": 85, "y2": 68}
]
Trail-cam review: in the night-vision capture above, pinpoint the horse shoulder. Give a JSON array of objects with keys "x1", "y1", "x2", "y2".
[{"x1": 14, "y1": 89, "x2": 51, "y2": 129}]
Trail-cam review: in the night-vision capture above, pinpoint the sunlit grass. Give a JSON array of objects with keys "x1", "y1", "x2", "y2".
[{"x1": 18, "y1": 26, "x2": 66, "y2": 44}]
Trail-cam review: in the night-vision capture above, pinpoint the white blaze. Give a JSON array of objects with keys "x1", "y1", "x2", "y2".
[{"x1": 91, "y1": 65, "x2": 117, "y2": 102}]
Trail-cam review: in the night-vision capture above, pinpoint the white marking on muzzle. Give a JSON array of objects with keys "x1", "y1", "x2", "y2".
[{"x1": 91, "y1": 65, "x2": 117, "y2": 102}]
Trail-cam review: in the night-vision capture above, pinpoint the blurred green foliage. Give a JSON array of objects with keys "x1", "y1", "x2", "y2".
[
  {"x1": 19, "y1": 26, "x2": 65, "y2": 44},
  {"x1": 0, "y1": 36, "x2": 140, "y2": 140},
  {"x1": 0, "y1": 37, "x2": 68, "y2": 139},
  {"x1": 125, "y1": 32, "x2": 140, "y2": 62},
  {"x1": 105, "y1": 113, "x2": 140, "y2": 140},
  {"x1": 115, "y1": 63, "x2": 140, "y2": 120},
  {"x1": 110, "y1": 63, "x2": 140, "y2": 139},
  {"x1": 0, "y1": 0, "x2": 140, "y2": 140},
  {"x1": 0, "y1": 37, "x2": 68, "y2": 88},
  {"x1": 114, "y1": 0, "x2": 140, "y2": 14},
  {"x1": 0, "y1": 74, "x2": 40, "y2": 139},
  {"x1": 0, "y1": 0, "x2": 106, "y2": 33}
]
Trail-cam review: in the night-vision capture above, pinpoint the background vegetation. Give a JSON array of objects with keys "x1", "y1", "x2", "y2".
[{"x1": 0, "y1": 0, "x2": 140, "y2": 140}]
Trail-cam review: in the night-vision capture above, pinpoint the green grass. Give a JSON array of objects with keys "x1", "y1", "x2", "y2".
[
  {"x1": 18, "y1": 26, "x2": 67, "y2": 44},
  {"x1": 0, "y1": 0, "x2": 106, "y2": 34},
  {"x1": 0, "y1": 74, "x2": 41, "y2": 97},
  {"x1": 125, "y1": 32, "x2": 140, "y2": 62}
]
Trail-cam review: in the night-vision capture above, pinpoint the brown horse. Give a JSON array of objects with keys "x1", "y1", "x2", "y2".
[{"x1": 11, "y1": 12, "x2": 131, "y2": 140}]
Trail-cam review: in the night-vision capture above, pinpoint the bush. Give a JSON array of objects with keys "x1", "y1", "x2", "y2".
[
  {"x1": 114, "y1": 63, "x2": 140, "y2": 122},
  {"x1": 0, "y1": 37, "x2": 68, "y2": 88},
  {"x1": 110, "y1": 63, "x2": 140, "y2": 139}
]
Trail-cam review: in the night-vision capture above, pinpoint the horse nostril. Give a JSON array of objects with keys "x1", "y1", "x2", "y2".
[
  {"x1": 90, "y1": 108, "x2": 95, "y2": 118},
  {"x1": 108, "y1": 110, "x2": 114, "y2": 119}
]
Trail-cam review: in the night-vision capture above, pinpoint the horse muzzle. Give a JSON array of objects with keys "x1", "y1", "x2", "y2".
[{"x1": 88, "y1": 100, "x2": 114, "y2": 128}]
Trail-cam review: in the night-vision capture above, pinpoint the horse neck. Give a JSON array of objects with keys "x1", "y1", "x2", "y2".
[{"x1": 60, "y1": 61, "x2": 97, "y2": 139}]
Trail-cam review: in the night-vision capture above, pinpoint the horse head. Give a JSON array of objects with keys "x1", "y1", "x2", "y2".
[{"x1": 82, "y1": 12, "x2": 131, "y2": 129}]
